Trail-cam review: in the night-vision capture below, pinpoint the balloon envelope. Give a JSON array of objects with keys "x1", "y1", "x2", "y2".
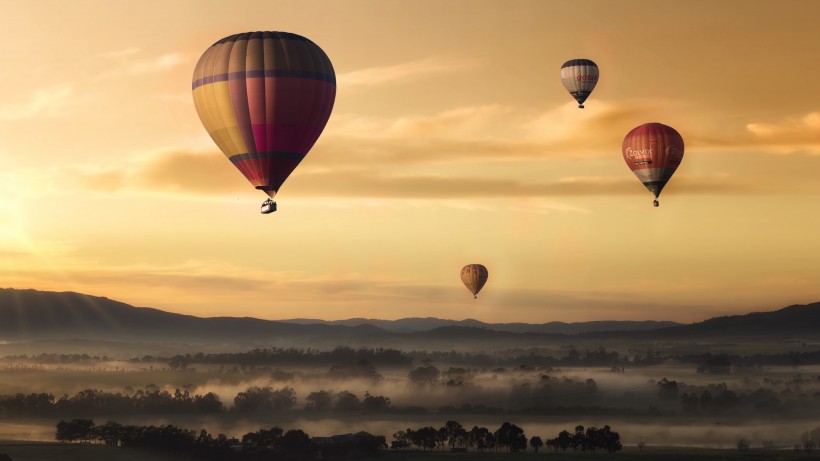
[
  {"x1": 560, "y1": 59, "x2": 598, "y2": 108},
  {"x1": 192, "y1": 32, "x2": 336, "y2": 199},
  {"x1": 622, "y1": 123, "x2": 685, "y2": 205},
  {"x1": 460, "y1": 264, "x2": 489, "y2": 298}
]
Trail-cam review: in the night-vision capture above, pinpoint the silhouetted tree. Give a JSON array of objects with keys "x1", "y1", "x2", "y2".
[
  {"x1": 657, "y1": 378, "x2": 679, "y2": 401},
  {"x1": 468, "y1": 426, "x2": 491, "y2": 452},
  {"x1": 234, "y1": 386, "x2": 295, "y2": 413},
  {"x1": 362, "y1": 392, "x2": 391, "y2": 412},
  {"x1": 494, "y1": 422, "x2": 526, "y2": 452},
  {"x1": 334, "y1": 391, "x2": 362, "y2": 411},
  {"x1": 242, "y1": 426, "x2": 283, "y2": 449},
  {"x1": 280, "y1": 429, "x2": 314, "y2": 459},
  {"x1": 408, "y1": 366, "x2": 440, "y2": 384},
  {"x1": 391, "y1": 430, "x2": 410, "y2": 450},
  {"x1": 529, "y1": 436, "x2": 543, "y2": 453},
  {"x1": 305, "y1": 390, "x2": 334, "y2": 411},
  {"x1": 410, "y1": 427, "x2": 438, "y2": 450},
  {"x1": 443, "y1": 420, "x2": 467, "y2": 448},
  {"x1": 56, "y1": 419, "x2": 95, "y2": 443},
  {"x1": 328, "y1": 360, "x2": 382, "y2": 380}
]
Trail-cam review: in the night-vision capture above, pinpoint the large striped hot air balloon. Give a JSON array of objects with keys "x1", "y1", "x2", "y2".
[
  {"x1": 622, "y1": 123, "x2": 685, "y2": 207},
  {"x1": 192, "y1": 32, "x2": 336, "y2": 214},
  {"x1": 560, "y1": 59, "x2": 599, "y2": 109},
  {"x1": 460, "y1": 264, "x2": 489, "y2": 299}
]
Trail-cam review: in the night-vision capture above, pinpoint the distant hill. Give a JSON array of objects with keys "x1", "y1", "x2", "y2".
[
  {"x1": 281, "y1": 317, "x2": 682, "y2": 334},
  {"x1": 621, "y1": 302, "x2": 820, "y2": 339},
  {"x1": 1, "y1": 289, "x2": 819, "y2": 351},
  {"x1": 0, "y1": 288, "x2": 385, "y2": 343}
]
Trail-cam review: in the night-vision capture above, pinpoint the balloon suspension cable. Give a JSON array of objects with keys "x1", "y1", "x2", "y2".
[{"x1": 653, "y1": 199, "x2": 659, "y2": 207}]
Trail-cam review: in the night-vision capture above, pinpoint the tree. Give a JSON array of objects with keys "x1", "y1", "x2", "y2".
[
  {"x1": 234, "y1": 386, "x2": 295, "y2": 413},
  {"x1": 280, "y1": 429, "x2": 313, "y2": 458},
  {"x1": 0, "y1": 453, "x2": 11, "y2": 461},
  {"x1": 657, "y1": 378, "x2": 679, "y2": 401},
  {"x1": 408, "y1": 366, "x2": 440, "y2": 384},
  {"x1": 444, "y1": 421, "x2": 467, "y2": 448},
  {"x1": 334, "y1": 391, "x2": 362, "y2": 411},
  {"x1": 571, "y1": 425, "x2": 585, "y2": 451},
  {"x1": 410, "y1": 427, "x2": 438, "y2": 451},
  {"x1": 362, "y1": 392, "x2": 391, "y2": 412},
  {"x1": 494, "y1": 422, "x2": 526, "y2": 453},
  {"x1": 305, "y1": 390, "x2": 334, "y2": 411},
  {"x1": 242, "y1": 426, "x2": 283, "y2": 449},
  {"x1": 96, "y1": 421, "x2": 123, "y2": 446},
  {"x1": 680, "y1": 392, "x2": 700, "y2": 413},
  {"x1": 56, "y1": 419, "x2": 95, "y2": 443},
  {"x1": 328, "y1": 360, "x2": 382, "y2": 380},
  {"x1": 468, "y1": 426, "x2": 490, "y2": 452},
  {"x1": 529, "y1": 436, "x2": 544, "y2": 453},
  {"x1": 391, "y1": 430, "x2": 410, "y2": 450}
]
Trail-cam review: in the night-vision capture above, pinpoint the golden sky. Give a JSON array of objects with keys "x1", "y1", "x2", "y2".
[{"x1": 1, "y1": 0, "x2": 819, "y2": 323}]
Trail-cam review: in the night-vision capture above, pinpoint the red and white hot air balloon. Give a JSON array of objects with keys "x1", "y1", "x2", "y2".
[{"x1": 622, "y1": 123, "x2": 685, "y2": 207}]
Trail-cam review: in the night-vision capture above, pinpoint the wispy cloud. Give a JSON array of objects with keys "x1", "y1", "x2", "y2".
[
  {"x1": 337, "y1": 57, "x2": 476, "y2": 88},
  {"x1": 746, "y1": 111, "x2": 820, "y2": 153},
  {"x1": 94, "y1": 52, "x2": 188, "y2": 81},
  {"x1": 0, "y1": 84, "x2": 77, "y2": 120},
  {"x1": 68, "y1": 149, "x2": 765, "y2": 200},
  {"x1": 70, "y1": 150, "x2": 245, "y2": 196},
  {"x1": 96, "y1": 47, "x2": 141, "y2": 59}
]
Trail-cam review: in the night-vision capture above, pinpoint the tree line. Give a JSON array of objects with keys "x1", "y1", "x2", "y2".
[
  {"x1": 53, "y1": 418, "x2": 620, "y2": 460},
  {"x1": 54, "y1": 418, "x2": 384, "y2": 460},
  {"x1": 0, "y1": 386, "x2": 397, "y2": 418},
  {"x1": 390, "y1": 420, "x2": 620, "y2": 454},
  {"x1": 5, "y1": 347, "x2": 820, "y2": 370}
]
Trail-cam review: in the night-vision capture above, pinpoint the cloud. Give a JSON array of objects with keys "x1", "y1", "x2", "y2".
[
  {"x1": 320, "y1": 99, "x2": 672, "y2": 168},
  {"x1": 0, "y1": 84, "x2": 77, "y2": 120},
  {"x1": 745, "y1": 111, "x2": 820, "y2": 153},
  {"x1": 94, "y1": 52, "x2": 188, "y2": 81},
  {"x1": 60, "y1": 101, "x2": 819, "y2": 200},
  {"x1": 70, "y1": 151, "x2": 246, "y2": 196},
  {"x1": 97, "y1": 47, "x2": 141, "y2": 59},
  {"x1": 337, "y1": 57, "x2": 476, "y2": 88}
]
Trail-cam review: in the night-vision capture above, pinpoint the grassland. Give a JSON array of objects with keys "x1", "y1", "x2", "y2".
[
  {"x1": 0, "y1": 441, "x2": 176, "y2": 461},
  {"x1": 2, "y1": 444, "x2": 820, "y2": 461}
]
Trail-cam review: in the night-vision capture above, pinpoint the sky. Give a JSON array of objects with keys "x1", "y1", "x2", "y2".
[{"x1": 1, "y1": 0, "x2": 819, "y2": 323}]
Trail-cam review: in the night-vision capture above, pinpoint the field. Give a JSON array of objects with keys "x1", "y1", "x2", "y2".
[
  {"x1": 1, "y1": 444, "x2": 820, "y2": 461},
  {"x1": 0, "y1": 441, "x2": 176, "y2": 461}
]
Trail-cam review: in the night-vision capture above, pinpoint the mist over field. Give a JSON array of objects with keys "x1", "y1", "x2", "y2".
[{"x1": 2, "y1": 342, "x2": 820, "y2": 450}]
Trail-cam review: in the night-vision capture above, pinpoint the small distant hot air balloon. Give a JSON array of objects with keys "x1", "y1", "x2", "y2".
[
  {"x1": 192, "y1": 32, "x2": 336, "y2": 214},
  {"x1": 461, "y1": 264, "x2": 489, "y2": 299},
  {"x1": 560, "y1": 59, "x2": 598, "y2": 109},
  {"x1": 622, "y1": 123, "x2": 685, "y2": 207}
]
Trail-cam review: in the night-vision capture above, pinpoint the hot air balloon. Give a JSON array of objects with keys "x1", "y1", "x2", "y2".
[
  {"x1": 192, "y1": 32, "x2": 336, "y2": 214},
  {"x1": 460, "y1": 264, "x2": 488, "y2": 299},
  {"x1": 622, "y1": 123, "x2": 685, "y2": 207},
  {"x1": 560, "y1": 59, "x2": 598, "y2": 109}
]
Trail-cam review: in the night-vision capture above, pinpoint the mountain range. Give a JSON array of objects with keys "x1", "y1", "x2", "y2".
[
  {"x1": 1, "y1": 288, "x2": 818, "y2": 351},
  {"x1": 280, "y1": 317, "x2": 682, "y2": 334}
]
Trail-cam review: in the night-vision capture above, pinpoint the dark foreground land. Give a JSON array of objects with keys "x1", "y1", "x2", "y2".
[
  {"x1": 0, "y1": 441, "x2": 175, "y2": 460},
  {"x1": 2, "y1": 444, "x2": 820, "y2": 461}
]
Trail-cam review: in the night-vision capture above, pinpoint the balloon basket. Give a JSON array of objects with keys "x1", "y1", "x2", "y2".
[{"x1": 261, "y1": 199, "x2": 277, "y2": 214}]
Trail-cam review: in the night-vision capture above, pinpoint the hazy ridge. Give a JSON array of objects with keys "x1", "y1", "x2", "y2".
[{"x1": 1, "y1": 288, "x2": 819, "y2": 347}]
